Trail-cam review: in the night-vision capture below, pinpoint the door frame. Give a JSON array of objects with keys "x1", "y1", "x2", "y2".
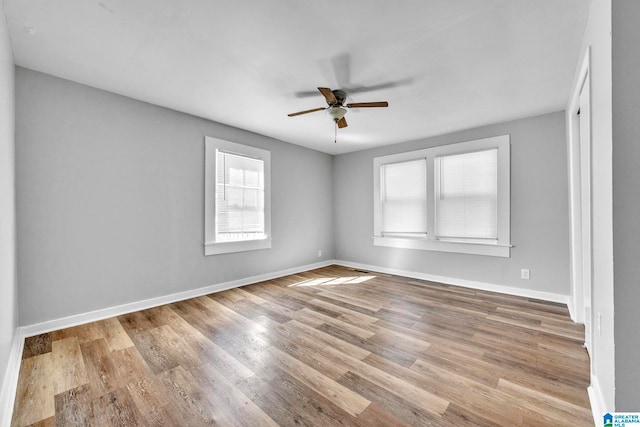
[{"x1": 567, "y1": 47, "x2": 593, "y2": 361}]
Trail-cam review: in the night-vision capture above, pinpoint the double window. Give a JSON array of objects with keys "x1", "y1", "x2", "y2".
[
  {"x1": 204, "y1": 137, "x2": 271, "y2": 255},
  {"x1": 373, "y1": 135, "x2": 510, "y2": 257}
]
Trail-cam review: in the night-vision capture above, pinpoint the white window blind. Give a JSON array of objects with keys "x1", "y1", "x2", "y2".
[
  {"x1": 215, "y1": 151, "x2": 265, "y2": 242},
  {"x1": 380, "y1": 159, "x2": 427, "y2": 236},
  {"x1": 435, "y1": 149, "x2": 498, "y2": 241}
]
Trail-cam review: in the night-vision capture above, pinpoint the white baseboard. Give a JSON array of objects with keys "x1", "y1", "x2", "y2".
[
  {"x1": 334, "y1": 259, "x2": 571, "y2": 306},
  {"x1": 588, "y1": 374, "x2": 607, "y2": 426},
  {"x1": 17, "y1": 258, "x2": 573, "y2": 339},
  {"x1": 0, "y1": 328, "x2": 26, "y2": 427},
  {"x1": 20, "y1": 259, "x2": 334, "y2": 338},
  {"x1": 567, "y1": 296, "x2": 577, "y2": 322}
]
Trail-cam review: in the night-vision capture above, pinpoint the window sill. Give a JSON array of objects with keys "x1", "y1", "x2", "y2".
[
  {"x1": 373, "y1": 236, "x2": 510, "y2": 257},
  {"x1": 204, "y1": 238, "x2": 272, "y2": 256}
]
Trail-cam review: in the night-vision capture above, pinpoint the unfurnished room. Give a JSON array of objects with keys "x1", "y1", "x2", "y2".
[{"x1": 1, "y1": 1, "x2": 639, "y2": 426}]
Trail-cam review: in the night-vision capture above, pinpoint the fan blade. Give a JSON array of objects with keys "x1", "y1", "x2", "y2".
[
  {"x1": 294, "y1": 89, "x2": 321, "y2": 98},
  {"x1": 336, "y1": 117, "x2": 348, "y2": 128},
  {"x1": 288, "y1": 107, "x2": 325, "y2": 117},
  {"x1": 343, "y1": 78, "x2": 413, "y2": 94},
  {"x1": 318, "y1": 87, "x2": 338, "y2": 104},
  {"x1": 346, "y1": 102, "x2": 389, "y2": 108}
]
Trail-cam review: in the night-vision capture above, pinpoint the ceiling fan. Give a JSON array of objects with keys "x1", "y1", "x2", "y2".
[{"x1": 287, "y1": 87, "x2": 388, "y2": 129}]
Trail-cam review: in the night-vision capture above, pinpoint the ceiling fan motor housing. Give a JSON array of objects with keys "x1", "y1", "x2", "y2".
[{"x1": 331, "y1": 89, "x2": 347, "y2": 106}]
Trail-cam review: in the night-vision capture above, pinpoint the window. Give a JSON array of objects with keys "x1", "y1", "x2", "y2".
[
  {"x1": 373, "y1": 135, "x2": 510, "y2": 257},
  {"x1": 205, "y1": 137, "x2": 271, "y2": 255},
  {"x1": 435, "y1": 149, "x2": 497, "y2": 242},
  {"x1": 381, "y1": 159, "x2": 427, "y2": 237}
]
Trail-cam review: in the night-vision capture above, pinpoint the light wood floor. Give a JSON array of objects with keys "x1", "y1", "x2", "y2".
[{"x1": 11, "y1": 265, "x2": 592, "y2": 426}]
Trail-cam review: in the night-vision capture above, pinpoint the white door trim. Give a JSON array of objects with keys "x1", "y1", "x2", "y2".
[{"x1": 567, "y1": 47, "x2": 593, "y2": 356}]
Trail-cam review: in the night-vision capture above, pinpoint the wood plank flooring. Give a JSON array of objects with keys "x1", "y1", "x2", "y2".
[{"x1": 11, "y1": 265, "x2": 593, "y2": 426}]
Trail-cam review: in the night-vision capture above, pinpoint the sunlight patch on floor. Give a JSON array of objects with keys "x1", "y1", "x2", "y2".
[{"x1": 288, "y1": 276, "x2": 376, "y2": 287}]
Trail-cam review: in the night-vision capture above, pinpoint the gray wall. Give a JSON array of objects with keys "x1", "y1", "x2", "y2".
[
  {"x1": 613, "y1": 0, "x2": 640, "y2": 410},
  {"x1": 15, "y1": 68, "x2": 334, "y2": 326},
  {"x1": 0, "y1": 0, "x2": 17, "y2": 407},
  {"x1": 334, "y1": 111, "x2": 570, "y2": 295}
]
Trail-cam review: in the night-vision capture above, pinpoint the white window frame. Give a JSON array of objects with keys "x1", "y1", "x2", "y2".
[
  {"x1": 373, "y1": 135, "x2": 510, "y2": 257},
  {"x1": 204, "y1": 137, "x2": 271, "y2": 255}
]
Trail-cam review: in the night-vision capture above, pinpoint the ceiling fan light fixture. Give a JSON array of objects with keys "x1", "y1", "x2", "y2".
[{"x1": 327, "y1": 106, "x2": 347, "y2": 120}]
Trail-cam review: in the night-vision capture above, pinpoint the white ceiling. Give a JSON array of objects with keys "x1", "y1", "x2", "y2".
[{"x1": 4, "y1": 0, "x2": 590, "y2": 155}]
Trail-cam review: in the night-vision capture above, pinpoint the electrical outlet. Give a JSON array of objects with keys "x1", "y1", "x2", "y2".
[
  {"x1": 318, "y1": 249, "x2": 322, "y2": 258},
  {"x1": 521, "y1": 269, "x2": 530, "y2": 280}
]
